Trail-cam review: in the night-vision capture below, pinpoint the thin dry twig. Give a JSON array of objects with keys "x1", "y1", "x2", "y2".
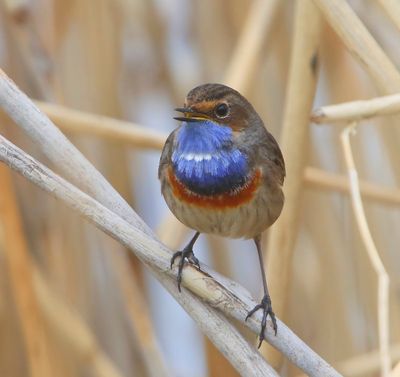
[
  {"x1": 0, "y1": 133, "x2": 341, "y2": 377},
  {"x1": 302, "y1": 4, "x2": 400, "y2": 372},
  {"x1": 340, "y1": 123, "x2": 390, "y2": 377},
  {"x1": 311, "y1": 94, "x2": 400, "y2": 124}
]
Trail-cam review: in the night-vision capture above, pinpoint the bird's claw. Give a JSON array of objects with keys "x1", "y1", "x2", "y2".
[
  {"x1": 170, "y1": 247, "x2": 201, "y2": 292},
  {"x1": 245, "y1": 294, "x2": 277, "y2": 348}
]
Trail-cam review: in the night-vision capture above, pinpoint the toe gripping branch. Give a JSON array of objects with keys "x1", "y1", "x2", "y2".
[
  {"x1": 170, "y1": 232, "x2": 276, "y2": 348},
  {"x1": 170, "y1": 232, "x2": 201, "y2": 291},
  {"x1": 170, "y1": 246, "x2": 201, "y2": 292},
  {"x1": 246, "y1": 294, "x2": 277, "y2": 348}
]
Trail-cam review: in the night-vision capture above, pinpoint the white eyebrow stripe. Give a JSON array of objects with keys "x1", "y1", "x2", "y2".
[{"x1": 181, "y1": 153, "x2": 218, "y2": 162}]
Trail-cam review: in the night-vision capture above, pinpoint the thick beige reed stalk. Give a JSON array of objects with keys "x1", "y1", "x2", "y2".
[{"x1": 263, "y1": 0, "x2": 321, "y2": 366}]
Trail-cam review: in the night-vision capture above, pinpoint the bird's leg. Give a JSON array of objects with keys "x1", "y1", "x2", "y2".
[
  {"x1": 246, "y1": 235, "x2": 277, "y2": 348},
  {"x1": 170, "y1": 232, "x2": 201, "y2": 292}
]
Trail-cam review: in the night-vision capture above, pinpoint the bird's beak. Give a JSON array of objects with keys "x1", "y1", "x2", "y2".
[{"x1": 174, "y1": 107, "x2": 209, "y2": 122}]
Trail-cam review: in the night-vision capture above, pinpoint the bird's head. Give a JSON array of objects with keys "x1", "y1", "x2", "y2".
[{"x1": 174, "y1": 83, "x2": 259, "y2": 132}]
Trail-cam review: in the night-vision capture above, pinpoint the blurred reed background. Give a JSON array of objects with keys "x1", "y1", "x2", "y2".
[{"x1": 0, "y1": 0, "x2": 399, "y2": 376}]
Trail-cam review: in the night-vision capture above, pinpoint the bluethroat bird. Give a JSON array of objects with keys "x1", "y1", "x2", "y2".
[{"x1": 158, "y1": 83, "x2": 285, "y2": 346}]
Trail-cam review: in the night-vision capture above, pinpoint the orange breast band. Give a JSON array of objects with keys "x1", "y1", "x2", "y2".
[{"x1": 167, "y1": 167, "x2": 262, "y2": 209}]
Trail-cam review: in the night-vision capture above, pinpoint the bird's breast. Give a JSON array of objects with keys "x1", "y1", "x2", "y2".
[
  {"x1": 167, "y1": 166, "x2": 262, "y2": 209},
  {"x1": 171, "y1": 121, "x2": 250, "y2": 195},
  {"x1": 172, "y1": 149, "x2": 249, "y2": 195}
]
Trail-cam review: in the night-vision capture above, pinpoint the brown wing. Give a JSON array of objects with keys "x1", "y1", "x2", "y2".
[
  {"x1": 240, "y1": 124, "x2": 285, "y2": 186},
  {"x1": 158, "y1": 130, "x2": 177, "y2": 180},
  {"x1": 263, "y1": 130, "x2": 285, "y2": 185}
]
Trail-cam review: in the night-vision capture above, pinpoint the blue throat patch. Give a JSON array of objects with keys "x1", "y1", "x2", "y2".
[{"x1": 172, "y1": 120, "x2": 249, "y2": 195}]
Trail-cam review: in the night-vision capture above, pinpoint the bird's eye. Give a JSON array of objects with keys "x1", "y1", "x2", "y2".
[{"x1": 215, "y1": 103, "x2": 229, "y2": 118}]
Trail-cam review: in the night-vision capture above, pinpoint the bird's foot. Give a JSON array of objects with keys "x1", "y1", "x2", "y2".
[
  {"x1": 245, "y1": 294, "x2": 277, "y2": 348},
  {"x1": 170, "y1": 246, "x2": 201, "y2": 292}
]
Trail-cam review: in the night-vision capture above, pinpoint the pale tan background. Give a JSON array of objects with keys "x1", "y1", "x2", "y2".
[{"x1": 0, "y1": 1, "x2": 399, "y2": 376}]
